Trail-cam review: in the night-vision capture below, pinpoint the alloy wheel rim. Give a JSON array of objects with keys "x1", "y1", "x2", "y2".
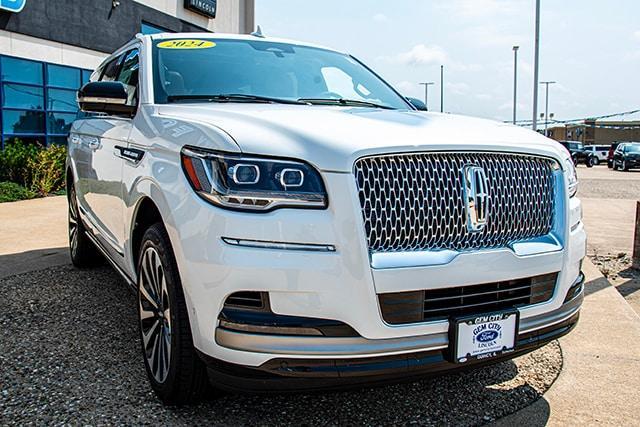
[
  {"x1": 139, "y1": 247, "x2": 172, "y2": 383},
  {"x1": 68, "y1": 190, "x2": 79, "y2": 254}
]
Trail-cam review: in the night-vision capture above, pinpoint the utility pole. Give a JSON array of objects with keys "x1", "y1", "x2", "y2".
[
  {"x1": 532, "y1": 0, "x2": 540, "y2": 131},
  {"x1": 440, "y1": 65, "x2": 444, "y2": 113},
  {"x1": 419, "y1": 82, "x2": 435, "y2": 111},
  {"x1": 540, "y1": 81, "x2": 556, "y2": 135},
  {"x1": 512, "y1": 46, "x2": 519, "y2": 125}
]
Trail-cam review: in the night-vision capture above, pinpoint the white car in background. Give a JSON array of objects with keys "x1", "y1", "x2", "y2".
[
  {"x1": 67, "y1": 33, "x2": 586, "y2": 404},
  {"x1": 583, "y1": 144, "x2": 609, "y2": 165}
]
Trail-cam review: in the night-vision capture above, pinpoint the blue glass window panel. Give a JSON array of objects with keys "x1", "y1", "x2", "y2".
[
  {"x1": 141, "y1": 22, "x2": 169, "y2": 34},
  {"x1": 1, "y1": 57, "x2": 43, "y2": 84},
  {"x1": 47, "y1": 64, "x2": 81, "y2": 89},
  {"x1": 2, "y1": 110, "x2": 46, "y2": 134},
  {"x1": 47, "y1": 112, "x2": 77, "y2": 135},
  {"x1": 47, "y1": 88, "x2": 78, "y2": 112},
  {"x1": 82, "y1": 70, "x2": 92, "y2": 85},
  {"x1": 2, "y1": 83, "x2": 45, "y2": 109}
]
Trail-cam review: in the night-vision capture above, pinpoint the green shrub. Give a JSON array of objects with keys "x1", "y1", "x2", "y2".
[
  {"x1": 29, "y1": 144, "x2": 68, "y2": 195},
  {"x1": 0, "y1": 181, "x2": 36, "y2": 203},
  {"x1": 0, "y1": 140, "x2": 40, "y2": 187}
]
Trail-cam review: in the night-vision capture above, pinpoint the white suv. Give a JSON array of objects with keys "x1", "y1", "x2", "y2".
[{"x1": 67, "y1": 33, "x2": 586, "y2": 404}]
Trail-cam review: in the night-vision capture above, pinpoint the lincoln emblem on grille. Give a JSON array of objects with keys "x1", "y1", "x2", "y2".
[{"x1": 462, "y1": 165, "x2": 489, "y2": 232}]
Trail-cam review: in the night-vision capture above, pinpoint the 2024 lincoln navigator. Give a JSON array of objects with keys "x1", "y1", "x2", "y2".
[{"x1": 67, "y1": 33, "x2": 586, "y2": 404}]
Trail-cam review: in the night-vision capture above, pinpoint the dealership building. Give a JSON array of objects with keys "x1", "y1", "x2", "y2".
[{"x1": 0, "y1": 0, "x2": 255, "y2": 148}]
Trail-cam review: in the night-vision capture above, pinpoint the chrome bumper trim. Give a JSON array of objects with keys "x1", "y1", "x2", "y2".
[
  {"x1": 371, "y1": 234, "x2": 562, "y2": 269},
  {"x1": 216, "y1": 294, "x2": 582, "y2": 356},
  {"x1": 216, "y1": 328, "x2": 449, "y2": 356}
]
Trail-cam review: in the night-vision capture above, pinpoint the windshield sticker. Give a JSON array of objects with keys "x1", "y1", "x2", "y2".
[{"x1": 157, "y1": 40, "x2": 215, "y2": 49}]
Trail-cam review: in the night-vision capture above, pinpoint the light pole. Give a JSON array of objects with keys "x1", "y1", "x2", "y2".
[
  {"x1": 540, "y1": 81, "x2": 556, "y2": 135},
  {"x1": 532, "y1": 0, "x2": 540, "y2": 131},
  {"x1": 419, "y1": 82, "x2": 435, "y2": 111},
  {"x1": 440, "y1": 65, "x2": 444, "y2": 113},
  {"x1": 512, "y1": 46, "x2": 519, "y2": 125}
]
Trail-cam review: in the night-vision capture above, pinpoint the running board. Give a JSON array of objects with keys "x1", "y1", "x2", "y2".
[{"x1": 84, "y1": 230, "x2": 136, "y2": 293}]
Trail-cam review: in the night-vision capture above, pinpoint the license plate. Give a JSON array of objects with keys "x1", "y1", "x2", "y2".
[{"x1": 452, "y1": 311, "x2": 518, "y2": 363}]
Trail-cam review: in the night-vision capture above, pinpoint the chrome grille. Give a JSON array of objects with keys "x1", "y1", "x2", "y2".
[{"x1": 354, "y1": 152, "x2": 556, "y2": 253}]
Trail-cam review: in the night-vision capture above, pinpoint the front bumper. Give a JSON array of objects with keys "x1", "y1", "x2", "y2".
[
  {"x1": 202, "y1": 303, "x2": 581, "y2": 392},
  {"x1": 166, "y1": 168, "x2": 586, "y2": 369},
  {"x1": 215, "y1": 284, "x2": 583, "y2": 356}
]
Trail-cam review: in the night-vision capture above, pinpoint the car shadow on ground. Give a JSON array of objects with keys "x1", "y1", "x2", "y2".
[{"x1": 0, "y1": 261, "x2": 556, "y2": 426}]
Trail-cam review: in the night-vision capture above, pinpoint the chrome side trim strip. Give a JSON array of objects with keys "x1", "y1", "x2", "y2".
[{"x1": 222, "y1": 237, "x2": 336, "y2": 252}]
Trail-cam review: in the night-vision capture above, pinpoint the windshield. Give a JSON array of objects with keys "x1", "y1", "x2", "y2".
[
  {"x1": 151, "y1": 38, "x2": 410, "y2": 109},
  {"x1": 627, "y1": 144, "x2": 640, "y2": 153}
]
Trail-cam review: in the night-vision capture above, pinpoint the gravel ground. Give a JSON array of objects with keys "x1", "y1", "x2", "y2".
[
  {"x1": 0, "y1": 265, "x2": 562, "y2": 426},
  {"x1": 576, "y1": 167, "x2": 640, "y2": 199}
]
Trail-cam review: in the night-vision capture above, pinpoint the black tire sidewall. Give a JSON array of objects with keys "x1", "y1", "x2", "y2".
[{"x1": 136, "y1": 224, "x2": 190, "y2": 400}]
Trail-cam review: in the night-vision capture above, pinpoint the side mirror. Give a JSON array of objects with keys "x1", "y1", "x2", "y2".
[
  {"x1": 77, "y1": 81, "x2": 135, "y2": 115},
  {"x1": 406, "y1": 97, "x2": 428, "y2": 111}
]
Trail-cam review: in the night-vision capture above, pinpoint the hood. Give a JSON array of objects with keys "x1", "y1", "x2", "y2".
[{"x1": 155, "y1": 104, "x2": 567, "y2": 172}]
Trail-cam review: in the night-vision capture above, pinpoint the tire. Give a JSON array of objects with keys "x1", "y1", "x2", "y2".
[
  {"x1": 586, "y1": 157, "x2": 594, "y2": 168},
  {"x1": 68, "y1": 185, "x2": 103, "y2": 268},
  {"x1": 622, "y1": 160, "x2": 628, "y2": 171},
  {"x1": 137, "y1": 223, "x2": 210, "y2": 405},
  {"x1": 591, "y1": 157, "x2": 600, "y2": 166}
]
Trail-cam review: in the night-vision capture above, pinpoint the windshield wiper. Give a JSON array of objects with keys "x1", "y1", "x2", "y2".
[
  {"x1": 297, "y1": 98, "x2": 395, "y2": 110},
  {"x1": 167, "y1": 94, "x2": 307, "y2": 105}
]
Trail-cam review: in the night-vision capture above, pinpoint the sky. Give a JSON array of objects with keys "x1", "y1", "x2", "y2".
[{"x1": 255, "y1": 0, "x2": 640, "y2": 124}]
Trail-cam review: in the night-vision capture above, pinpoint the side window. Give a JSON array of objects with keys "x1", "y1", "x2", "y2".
[
  {"x1": 116, "y1": 49, "x2": 140, "y2": 106},
  {"x1": 100, "y1": 55, "x2": 123, "y2": 82}
]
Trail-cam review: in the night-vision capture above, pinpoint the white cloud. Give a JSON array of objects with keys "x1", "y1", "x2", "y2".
[
  {"x1": 460, "y1": 25, "x2": 526, "y2": 47},
  {"x1": 372, "y1": 13, "x2": 389, "y2": 23},
  {"x1": 394, "y1": 81, "x2": 422, "y2": 98},
  {"x1": 392, "y1": 44, "x2": 448, "y2": 67},
  {"x1": 634, "y1": 30, "x2": 640, "y2": 41},
  {"x1": 446, "y1": 82, "x2": 470, "y2": 95},
  {"x1": 475, "y1": 93, "x2": 493, "y2": 101},
  {"x1": 438, "y1": 0, "x2": 522, "y2": 18},
  {"x1": 499, "y1": 101, "x2": 527, "y2": 111}
]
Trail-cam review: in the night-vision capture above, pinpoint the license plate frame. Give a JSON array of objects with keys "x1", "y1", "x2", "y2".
[{"x1": 450, "y1": 310, "x2": 519, "y2": 363}]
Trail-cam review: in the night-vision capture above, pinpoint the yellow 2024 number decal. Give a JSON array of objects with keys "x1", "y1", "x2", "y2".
[{"x1": 157, "y1": 40, "x2": 216, "y2": 49}]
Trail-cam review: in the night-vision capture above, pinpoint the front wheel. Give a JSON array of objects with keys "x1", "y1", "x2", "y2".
[
  {"x1": 590, "y1": 156, "x2": 600, "y2": 166},
  {"x1": 137, "y1": 223, "x2": 210, "y2": 405}
]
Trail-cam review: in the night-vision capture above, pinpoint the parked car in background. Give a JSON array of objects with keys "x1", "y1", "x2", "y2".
[
  {"x1": 557, "y1": 141, "x2": 590, "y2": 166},
  {"x1": 608, "y1": 142, "x2": 622, "y2": 168},
  {"x1": 67, "y1": 33, "x2": 586, "y2": 405},
  {"x1": 583, "y1": 145, "x2": 608, "y2": 166},
  {"x1": 612, "y1": 142, "x2": 640, "y2": 171}
]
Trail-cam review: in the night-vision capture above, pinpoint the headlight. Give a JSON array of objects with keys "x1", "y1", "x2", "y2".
[
  {"x1": 181, "y1": 147, "x2": 327, "y2": 211},
  {"x1": 565, "y1": 158, "x2": 578, "y2": 197}
]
